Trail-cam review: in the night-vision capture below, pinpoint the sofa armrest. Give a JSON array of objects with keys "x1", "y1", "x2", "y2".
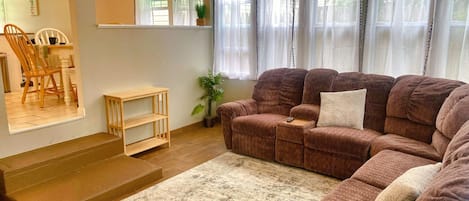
[
  {"x1": 290, "y1": 104, "x2": 320, "y2": 121},
  {"x1": 216, "y1": 99, "x2": 258, "y2": 149}
]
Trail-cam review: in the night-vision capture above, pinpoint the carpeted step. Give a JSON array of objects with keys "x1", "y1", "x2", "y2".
[
  {"x1": 0, "y1": 133, "x2": 123, "y2": 195},
  {"x1": 7, "y1": 154, "x2": 162, "y2": 201}
]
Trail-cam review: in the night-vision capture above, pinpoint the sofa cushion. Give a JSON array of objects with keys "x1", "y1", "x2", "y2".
[
  {"x1": 302, "y1": 68, "x2": 338, "y2": 105},
  {"x1": 385, "y1": 75, "x2": 464, "y2": 143},
  {"x1": 433, "y1": 84, "x2": 469, "y2": 156},
  {"x1": 322, "y1": 179, "x2": 382, "y2": 201},
  {"x1": 253, "y1": 68, "x2": 308, "y2": 116},
  {"x1": 370, "y1": 134, "x2": 441, "y2": 161},
  {"x1": 331, "y1": 72, "x2": 395, "y2": 132},
  {"x1": 352, "y1": 150, "x2": 437, "y2": 189},
  {"x1": 375, "y1": 163, "x2": 442, "y2": 201},
  {"x1": 305, "y1": 127, "x2": 381, "y2": 161},
  {"x1": 443, "y1": 120, "x2": 469, "y2": 168},
  {"x1": 290, "y1": 104, "x2": 320, "y2": 121},
  {"x1": 317, "y1": 89, "x2": 367, "y2": 130},
  {"x1": 431, "y1": 130, "x2": 451, "y2": 159},
  {"x1": 417, "y1": 157, "x2": 469, "y2": 201},
  {"x1": 231, "y1": 114, "x2": 287, "y2": 138},
  {"x1": 436, "y1": 84, "x2": 469, "y2": 139}
]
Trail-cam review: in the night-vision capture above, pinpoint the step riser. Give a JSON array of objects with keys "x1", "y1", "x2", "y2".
[
  {"x1": 2, "y1": 137, "x2": 123, "y2": 194},
  {"x1": 7, "y1": 155, "x2": 163, "y2": 201},
  {"x1": 90, "y1": 167, "x2": 162, "y2": 201}
]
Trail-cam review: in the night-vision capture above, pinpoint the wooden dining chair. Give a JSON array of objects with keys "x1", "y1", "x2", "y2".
[
  {"x1": 4, "y1": 24, "x2": 63, "y2": 108},
  {"x1": 36, "y1": 27, "x2": 77, "y2": 103},
  {"x1": 34, "y1": 28, "x2": 70, "y2": 45}
]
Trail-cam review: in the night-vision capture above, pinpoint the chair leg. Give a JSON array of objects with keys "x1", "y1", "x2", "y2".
[
  {"x1": 39, "y1": 76, "x2": 45, "y2": 108},
  {"x1": 49, "y1": 74, "x2": 60, "y2": 99},
  {"x1": 34, "y1": 77, "x2": 39, "y2": 99},
  {"x1": 68, "y1": 79, "x2": 75, "y2": 101},
  {"x1": 22, "y1": 77, "x2": 31, "y2": 104}
]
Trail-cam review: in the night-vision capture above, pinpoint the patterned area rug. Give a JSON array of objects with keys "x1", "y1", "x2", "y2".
[{"x1": 124, "y1": 152, "x2": 340, "y2": 201}]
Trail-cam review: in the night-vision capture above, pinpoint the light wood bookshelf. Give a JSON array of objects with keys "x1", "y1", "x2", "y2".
[{"x1": 104, "y1": 87, "x2": 170, "y2": 155}]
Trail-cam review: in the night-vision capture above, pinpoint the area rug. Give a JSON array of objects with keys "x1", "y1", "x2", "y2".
[{"x1": 123, "y1": 152, "x2": 340, "y2": 201}]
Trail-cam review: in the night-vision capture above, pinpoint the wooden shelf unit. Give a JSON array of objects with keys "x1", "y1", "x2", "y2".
[{"x1": 104, "y1": 87, "x2": 170, "y2": 155}]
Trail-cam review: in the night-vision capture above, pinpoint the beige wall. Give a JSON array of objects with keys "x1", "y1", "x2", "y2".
[
  {"x1": 1, "y1": 0, "x2": 73, "y2": 92},
  {"x1": 95, "y1": 0, "x2": 135, "y2": 24},
  {"x1": 0, "y1": 0, "x2": 213, "y2": 157}
]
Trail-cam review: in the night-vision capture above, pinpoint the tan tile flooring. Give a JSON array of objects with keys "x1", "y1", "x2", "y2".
[{"x1": 4, "y1": 91, "x2": 79, "y2": 131}]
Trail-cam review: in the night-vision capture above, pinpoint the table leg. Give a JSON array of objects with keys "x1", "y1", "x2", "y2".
[{"x1": 60, "y1": 58, "x2": 71, "y2": 106}]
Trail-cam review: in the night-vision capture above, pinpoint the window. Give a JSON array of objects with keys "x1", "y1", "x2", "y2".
[
  {"x1": 150, "y1": 0, "x2": 170, "y2": 25},
  {"x1": 214, "y1": 0, "x2": 361, "y2": 79},
  {"x1": 363, "y1": 0, "x2": 431, "y2": 77},
  {"x1": 136, "y1": 0, "x2": 208, "y2": 26},
  {"x1": 213, "y1": 0, "x2": 257, "y2": 80},
  {"x1": 215, "y1": 0, "x2": 469, "y2": 82},
  {"x1": 427, "y1": 0, "x2": 469, "y2": 82}
]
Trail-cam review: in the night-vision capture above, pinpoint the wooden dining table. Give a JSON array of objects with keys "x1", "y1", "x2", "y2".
[{"x1": 38, "y1": 44, "x2": 75, "y2": 106}]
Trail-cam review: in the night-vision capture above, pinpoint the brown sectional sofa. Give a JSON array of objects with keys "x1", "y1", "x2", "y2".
[{"x1": 217, "y1": 68, "x2": 469, "y2": 200}]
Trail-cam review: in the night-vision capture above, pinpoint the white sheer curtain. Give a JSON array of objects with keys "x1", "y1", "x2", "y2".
[
  {"x1": 297, "y1": 0, "x2": 360, "y2": 72},
  {"x1": 363, "y1": 0, "x2": 431, "y2": 77},
  {"x1": 213, "y1": 0, "x2": 257, "y2": 80},
  {"x1": 173, "y1": 0, "x2": 197, "y2": 26},
  {"x1": 427, "y1": 0, "x2": 469, "y2": 82},
  {"x1": 257, "y1": 0, "x2": 297, "y2": 73},
  {"x1": 135, "y1": 0, "x2": 153, "y2": 25}
]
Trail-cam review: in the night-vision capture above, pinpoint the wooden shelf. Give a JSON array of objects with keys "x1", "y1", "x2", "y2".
[
  {"x1": 107, "y1": 114, "x2": 168, "y2": 129},
  {"x1": 105, "y1": 87, "x2": 169, "y2": 101},
  {"x1": 126, "y1": 137, "x2": 168, "y2": 156},
  {"x1": 104, "y1": 86, "x2": 170, "y2": 156}
]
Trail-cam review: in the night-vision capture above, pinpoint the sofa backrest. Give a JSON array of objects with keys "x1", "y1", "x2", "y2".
[
  {"x1": 302, "y1": 68, "x2": 339, "y2": 105},
  {"x1": 385, "y1": 75, "x2": 465, "y2": 144},
  {"x1": 418, "y1": 120, "x2": 469, "y2": 200},
  {"x1": 252, "y1": 68, "x2": 308, "y2": 116},
  {"x1": 432, "y1": 84, "x2": 469, "y2": 156},
  {"x1": 442, "y1": 120, "x2": 469, "y2": 168},
  {"x1": 330, "y1": 72, "x2": 395, "y2": 132}
]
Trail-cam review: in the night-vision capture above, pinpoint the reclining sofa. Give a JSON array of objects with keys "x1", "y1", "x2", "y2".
[{"x1": 217, "y1": 68, "x2": 469, "y2": 200}]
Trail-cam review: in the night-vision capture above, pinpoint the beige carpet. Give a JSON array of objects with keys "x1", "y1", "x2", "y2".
[{"x1": 124, "y1": 152, "x2": 340, "y2": 201}]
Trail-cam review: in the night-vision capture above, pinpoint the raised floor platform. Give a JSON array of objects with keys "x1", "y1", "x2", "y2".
[{"x1": 0, "y1": 133, "x2": 162, "y2": 201}]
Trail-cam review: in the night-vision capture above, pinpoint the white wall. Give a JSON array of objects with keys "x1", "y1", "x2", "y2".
[
  {"x1": 221, "y1": 79, "x2": 256, "y2": 103},
  {"x1": 0, "y1": 0, "x2": 212, "y2": 157},
  {"x1": 4, "y1": 0, "x2": 72, "y2": 36},
  {"x1": 1, "y1": 0, "x2": 73, "y2": 92}
]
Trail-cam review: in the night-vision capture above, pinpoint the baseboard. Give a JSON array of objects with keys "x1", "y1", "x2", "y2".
[{"x1": 171, "y1": 121, "x2": 203, "y2": 135}]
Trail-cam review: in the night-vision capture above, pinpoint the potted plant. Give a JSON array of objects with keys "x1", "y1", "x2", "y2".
[
  {"x1": 192, "y1": 72, "x2": 224, "y2": 127},
  {"x1": 195, "y1": 2, "x2": 207, "y2": 26}
]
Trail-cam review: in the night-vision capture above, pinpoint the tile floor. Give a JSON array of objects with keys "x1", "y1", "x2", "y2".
[{"x1": 4, "y1": 91, "x2": 79, "y2": 131}]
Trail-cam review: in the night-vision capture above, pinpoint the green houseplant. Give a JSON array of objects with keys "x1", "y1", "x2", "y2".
[
  {"x1": 195, "y1": 2, "x2": 207, "y2": 26},
  {"x1": 192, "y1": 72, "x2": 224, "y2": 127}
]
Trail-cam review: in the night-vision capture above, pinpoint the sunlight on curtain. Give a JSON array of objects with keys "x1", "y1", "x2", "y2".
[
  {"x1": 173, "y1": 0, "x2": 197, "y2": 26},
  {"x1": 135, "y1": 0, "x2": 154, "y2": 25},
  {"x1": 213, "y1": 0, "x2": 257, "y2": 80},
  {"x1": 257, "y1": 0, "x2": 297, "y2": 73},
  {"x1": 363, "y1": 0, "x2": 431, "y2": 77},
  {"x1": 427, "y1": 0, "x2": 469, "y2": 82},
  {"x1": 297, "y1": 0, "x2": 360, "y2": 72}
]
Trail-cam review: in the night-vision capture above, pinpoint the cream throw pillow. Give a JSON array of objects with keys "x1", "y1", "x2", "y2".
[
  {"x1": 375, "y1": 163, "x2": 442, "y2": 201},
  {"x1": 317, "y1": 89, "x2": 367, "y2": 130}
]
